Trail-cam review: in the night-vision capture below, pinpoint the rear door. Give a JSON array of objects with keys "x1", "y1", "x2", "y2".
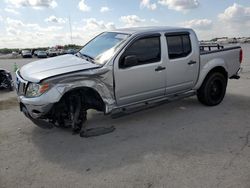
[
  {"x1": 165, "y1": 32, "x2": 199, "y2": 94},
  {"x1": 114, "y1": 34, "x2": 166, "y2": 106}
]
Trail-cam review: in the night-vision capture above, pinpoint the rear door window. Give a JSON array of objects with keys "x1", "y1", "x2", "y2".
[{"x1": 166, "y1": 34, "x2": 192, "y2": 59}]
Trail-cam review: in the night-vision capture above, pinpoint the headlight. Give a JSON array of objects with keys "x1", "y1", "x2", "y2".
[{"x1": 26, "y1": 83, "x2": 50, "y2": 97}]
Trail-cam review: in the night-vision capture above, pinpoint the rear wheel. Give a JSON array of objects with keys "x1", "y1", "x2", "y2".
[{"x1": 197, "y1": 72, "x2": 227, "y2": 106}]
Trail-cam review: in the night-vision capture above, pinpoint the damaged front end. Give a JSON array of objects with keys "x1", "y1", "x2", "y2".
[
  {"x1": 16, "y1": 66, "x2": 116, "y2": 136},
  {"x1": 20, "y1": 102, "x2": 54, "y2": 129}
]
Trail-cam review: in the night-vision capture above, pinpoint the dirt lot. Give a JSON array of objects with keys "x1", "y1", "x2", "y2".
[{"x1": 1, "y1": 50, "x2": 250, "y2": 187}]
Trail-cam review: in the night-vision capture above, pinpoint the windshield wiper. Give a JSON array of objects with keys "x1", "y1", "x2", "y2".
[{"x1": 76, "y1": 52, "x2": 95, "y2": 63}]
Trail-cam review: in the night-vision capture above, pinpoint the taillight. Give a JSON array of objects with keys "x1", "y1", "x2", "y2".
[{"x1": 240, "y1": 48, "x2": 243, "y2": 64}]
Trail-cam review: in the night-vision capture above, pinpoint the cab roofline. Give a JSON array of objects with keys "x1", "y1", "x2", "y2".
[{"x1": 109, "y1": 26, "x2": 192, "y2": 35}]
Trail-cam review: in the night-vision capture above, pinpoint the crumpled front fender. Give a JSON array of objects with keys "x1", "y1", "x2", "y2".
[{"x1": 46, "y1": 67, "x2": 116, "y2": 113}]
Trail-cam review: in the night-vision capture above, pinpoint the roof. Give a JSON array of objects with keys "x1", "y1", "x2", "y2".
[{"x1": 110, "y1": 26, "x2": 191, "y2": 35}]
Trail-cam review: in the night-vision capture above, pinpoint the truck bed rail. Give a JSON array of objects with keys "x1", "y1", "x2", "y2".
[
  {"x1": 200, "y1": 44, "x2": 224, "y2": 52},
  {"x1": 200, "y1": 45, "x2": 241, "y2": 55}
]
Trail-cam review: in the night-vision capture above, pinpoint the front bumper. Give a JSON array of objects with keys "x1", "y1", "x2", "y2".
[
  {"x1": 16, "y1": 84, "x2": 63, "y2": 119},
  {"x1": 15, "y1": 89, "x2": 57, "y2": 129},
  {"x1": 16, "y1": 71, "x2": 63, "y2": 119},
  {"x1": 20, "y1": 103, "x2": 54, "y2": 129},
  {"x1": 18, "y1": 97, "x2": 54, "y2": 119}
]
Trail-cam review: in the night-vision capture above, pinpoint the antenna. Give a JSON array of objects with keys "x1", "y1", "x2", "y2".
[{"x1": 68, "y1": 16, "x2": 73, "y2": 44}]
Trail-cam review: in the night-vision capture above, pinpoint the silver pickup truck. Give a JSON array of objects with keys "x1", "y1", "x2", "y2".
[{"x1": 16, "y1": 26, "x2": 242, "y2": 134}]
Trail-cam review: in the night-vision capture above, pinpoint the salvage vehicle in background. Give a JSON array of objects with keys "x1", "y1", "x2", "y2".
[
  {"x1": 21, "y1": 50, "x2": 32, "y2": 58},
  {"x1": 15, "y1": 27, "x2": 242, "y2": 135},
  {"x1": 0, "y1": 69, "x2": 14, "y2": 91}
]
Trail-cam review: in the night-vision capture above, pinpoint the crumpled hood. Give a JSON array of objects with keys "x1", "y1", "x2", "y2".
[{"x1": 20, "y1": 54, "x2": 100, "y2": 83}]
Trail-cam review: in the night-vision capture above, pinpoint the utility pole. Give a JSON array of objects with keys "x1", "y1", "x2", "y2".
[{"x1": 68, "y1": 16, "x2": 73, "y2": 44}]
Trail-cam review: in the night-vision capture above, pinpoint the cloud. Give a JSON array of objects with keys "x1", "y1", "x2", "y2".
[
  {"x1": 5, "y1": 0, "x2": 57, "y2": 9},
  {"x1": 0, "y1": 16, "x2": 117, "y2": 48},
  {"x1": 158, "y1": 0, "x2": 199, "y2": 11},
  {"x1": 181, "y1": 19, "x2": 212, "y2": 30},
  {"x1": 212, "y1": 3, "x2": 250, "y2": 38},
  {"x1": 6, "y1": 27, "x2": 21, "y2": 35},
  {"x1": 78, "y1": 0, "x2": 91, "y2": 12},
  {"x1": 1, "y1": 17, "x2": 65, "y2": 48},
  {"x1": 82, "y1": 18, "x2": 115, "y2": 30},
  {"x1": 69, "y1": 18, "x2": 116, "y2": 46},
  {"x1": 140, "y1": 0, "x2": 157, "y2": 10},
  {"x1": 120, "y1": 15, "x2": 145, "y2": 26},
  {"x1": 45, "y1": 15, "x2": 67, "y2": 24},
  {"x1": 192, "y1": 4, "x2": 250, "y2": 40},
  {"x1": 4, "y1": 8, "x2": 20, "y2": 14},
  {"x1": 100, "y1": 6, "x2": 110, "y2": 13},
  {"x1": 6, "y1": 17, "x2": 24, "y2": 28},
  {"x1": 218, "y1": 3, "x2": 250, "y2": 23},
  {"x1": 5, "y1": 17, "x2": 63, "y2": 34},
  {"x1": 0, "y1": 17, "x2": 63, "y2": 48},
  {"x1": 150, "y1": 18, "x2": 159, "y2": 23}
]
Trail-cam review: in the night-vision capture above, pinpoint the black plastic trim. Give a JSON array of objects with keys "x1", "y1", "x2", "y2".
[
  {"x1": 165, "y1": 32, "x2": 190, "y2": 36},
  {"x1": 200, "y1": 46, "x2": 241, "y2": 55}
]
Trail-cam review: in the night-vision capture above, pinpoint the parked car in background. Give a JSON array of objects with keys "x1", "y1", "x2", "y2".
[
  {"x1": 21, "y1": 50, "x2": 32, "y2": 58},
  {"x1": 37, "y1": 51, "x2": 47, "y2": 58},
  {"x1": 66, "y1": 49, "x2": 77, "y2": 55},
  {"x1": 12, "y1": 51, "x2": 18, "y2": 58},
  {"x1": 58, "y1": 49, "x2": 66, "y2": 55},
  {"x1": 47, "y1": 49, "x2": 58, "y2": 57},
  {"x1": 33, "y1": 50, "x2": 39, "y2": 56}
]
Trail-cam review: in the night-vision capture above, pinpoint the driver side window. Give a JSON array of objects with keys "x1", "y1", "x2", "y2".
[{"x1": 119, "y1": 36, "x2": 161, "y2": 68}]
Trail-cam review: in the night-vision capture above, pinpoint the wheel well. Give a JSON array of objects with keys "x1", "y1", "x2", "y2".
[
  {"x1": 60, "y1": 87, "x2": 105, "y2": 112},
  {"x1": 197, "y1": 66, "x2": 228, "y2": 90},
  {"x1": 207, "y1": 66, "x2": 228, "y2": 79}
]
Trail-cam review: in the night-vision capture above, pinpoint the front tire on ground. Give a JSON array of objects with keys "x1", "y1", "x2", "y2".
[{"x1": 197, "y1": 72, "x2": 227, "y2": 106}]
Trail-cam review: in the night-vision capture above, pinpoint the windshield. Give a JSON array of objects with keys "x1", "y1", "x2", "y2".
[{"x1": 79, "y1": 32, "x2": 130, "y2": 65}]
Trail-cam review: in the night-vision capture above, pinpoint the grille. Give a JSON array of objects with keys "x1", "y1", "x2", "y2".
[{"x1": 16, "y1": 72, "x2": 28, "y2": 96}]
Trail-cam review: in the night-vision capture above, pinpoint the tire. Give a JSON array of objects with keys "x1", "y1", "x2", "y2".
[
  {"x1": 7, "y1": 74, "x2": 14, "y2": 91},
  {"x1": 53, "y1": 92, "x2": 87, "y2": 132},
  {"x1": 8, "y1": 84, "x2": 14, "y2": 91},
  {"x1": 197, "y1": 72, "x2": 227, "y2": 106}
]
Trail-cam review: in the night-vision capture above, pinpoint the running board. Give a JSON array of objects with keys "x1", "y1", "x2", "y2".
[
  {"x1": 230, "y1": 75, "x2": 240, "y2": 79},
  {"x1": 111, "y1": 90, "x2": 196, "y2": 118}
]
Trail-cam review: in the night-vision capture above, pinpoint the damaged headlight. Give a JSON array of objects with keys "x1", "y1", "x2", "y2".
[{"x1": 26, "y1": 83, "x2": 50, "y2": 97}]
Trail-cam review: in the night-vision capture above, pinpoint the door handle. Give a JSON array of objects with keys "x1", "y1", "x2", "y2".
[
  {"x1": 188, "y1": 60, "x2": 197, "y2": 65},
  {"x1": 155, "y1": 66, "x2": 166, "y2": 71}
]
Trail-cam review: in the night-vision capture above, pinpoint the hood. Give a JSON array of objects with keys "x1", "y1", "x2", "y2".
[{"x1": 20, "y1": 54, "x2": 100, "y2": 83}]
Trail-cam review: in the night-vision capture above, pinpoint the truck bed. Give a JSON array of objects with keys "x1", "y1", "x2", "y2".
[{"x1": 200, "y1": 44, "x2": 241, "y2": 78}]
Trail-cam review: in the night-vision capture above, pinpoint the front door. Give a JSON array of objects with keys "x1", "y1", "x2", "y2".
[{"x1": 114, "y1": 34, "x2": 166, "y2": 106}]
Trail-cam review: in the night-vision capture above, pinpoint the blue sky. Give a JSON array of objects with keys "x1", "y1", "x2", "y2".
[{"x1": 0, "y1": 0, "x2": 250, "y2": 48}]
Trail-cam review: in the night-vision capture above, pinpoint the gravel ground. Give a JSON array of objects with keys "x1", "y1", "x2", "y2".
[{"x1": 0, "y1": 46, "x2": 250, "y2": 188}]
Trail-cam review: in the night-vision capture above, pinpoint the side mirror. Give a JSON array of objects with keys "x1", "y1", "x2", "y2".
[{"x1": 123, "y1": 55, "x2": 138, "y2": 68}]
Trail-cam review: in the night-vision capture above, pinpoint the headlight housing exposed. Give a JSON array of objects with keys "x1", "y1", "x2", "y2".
[{"x1": 26, "y1": 83, "x2": 50, "y2": 97}]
